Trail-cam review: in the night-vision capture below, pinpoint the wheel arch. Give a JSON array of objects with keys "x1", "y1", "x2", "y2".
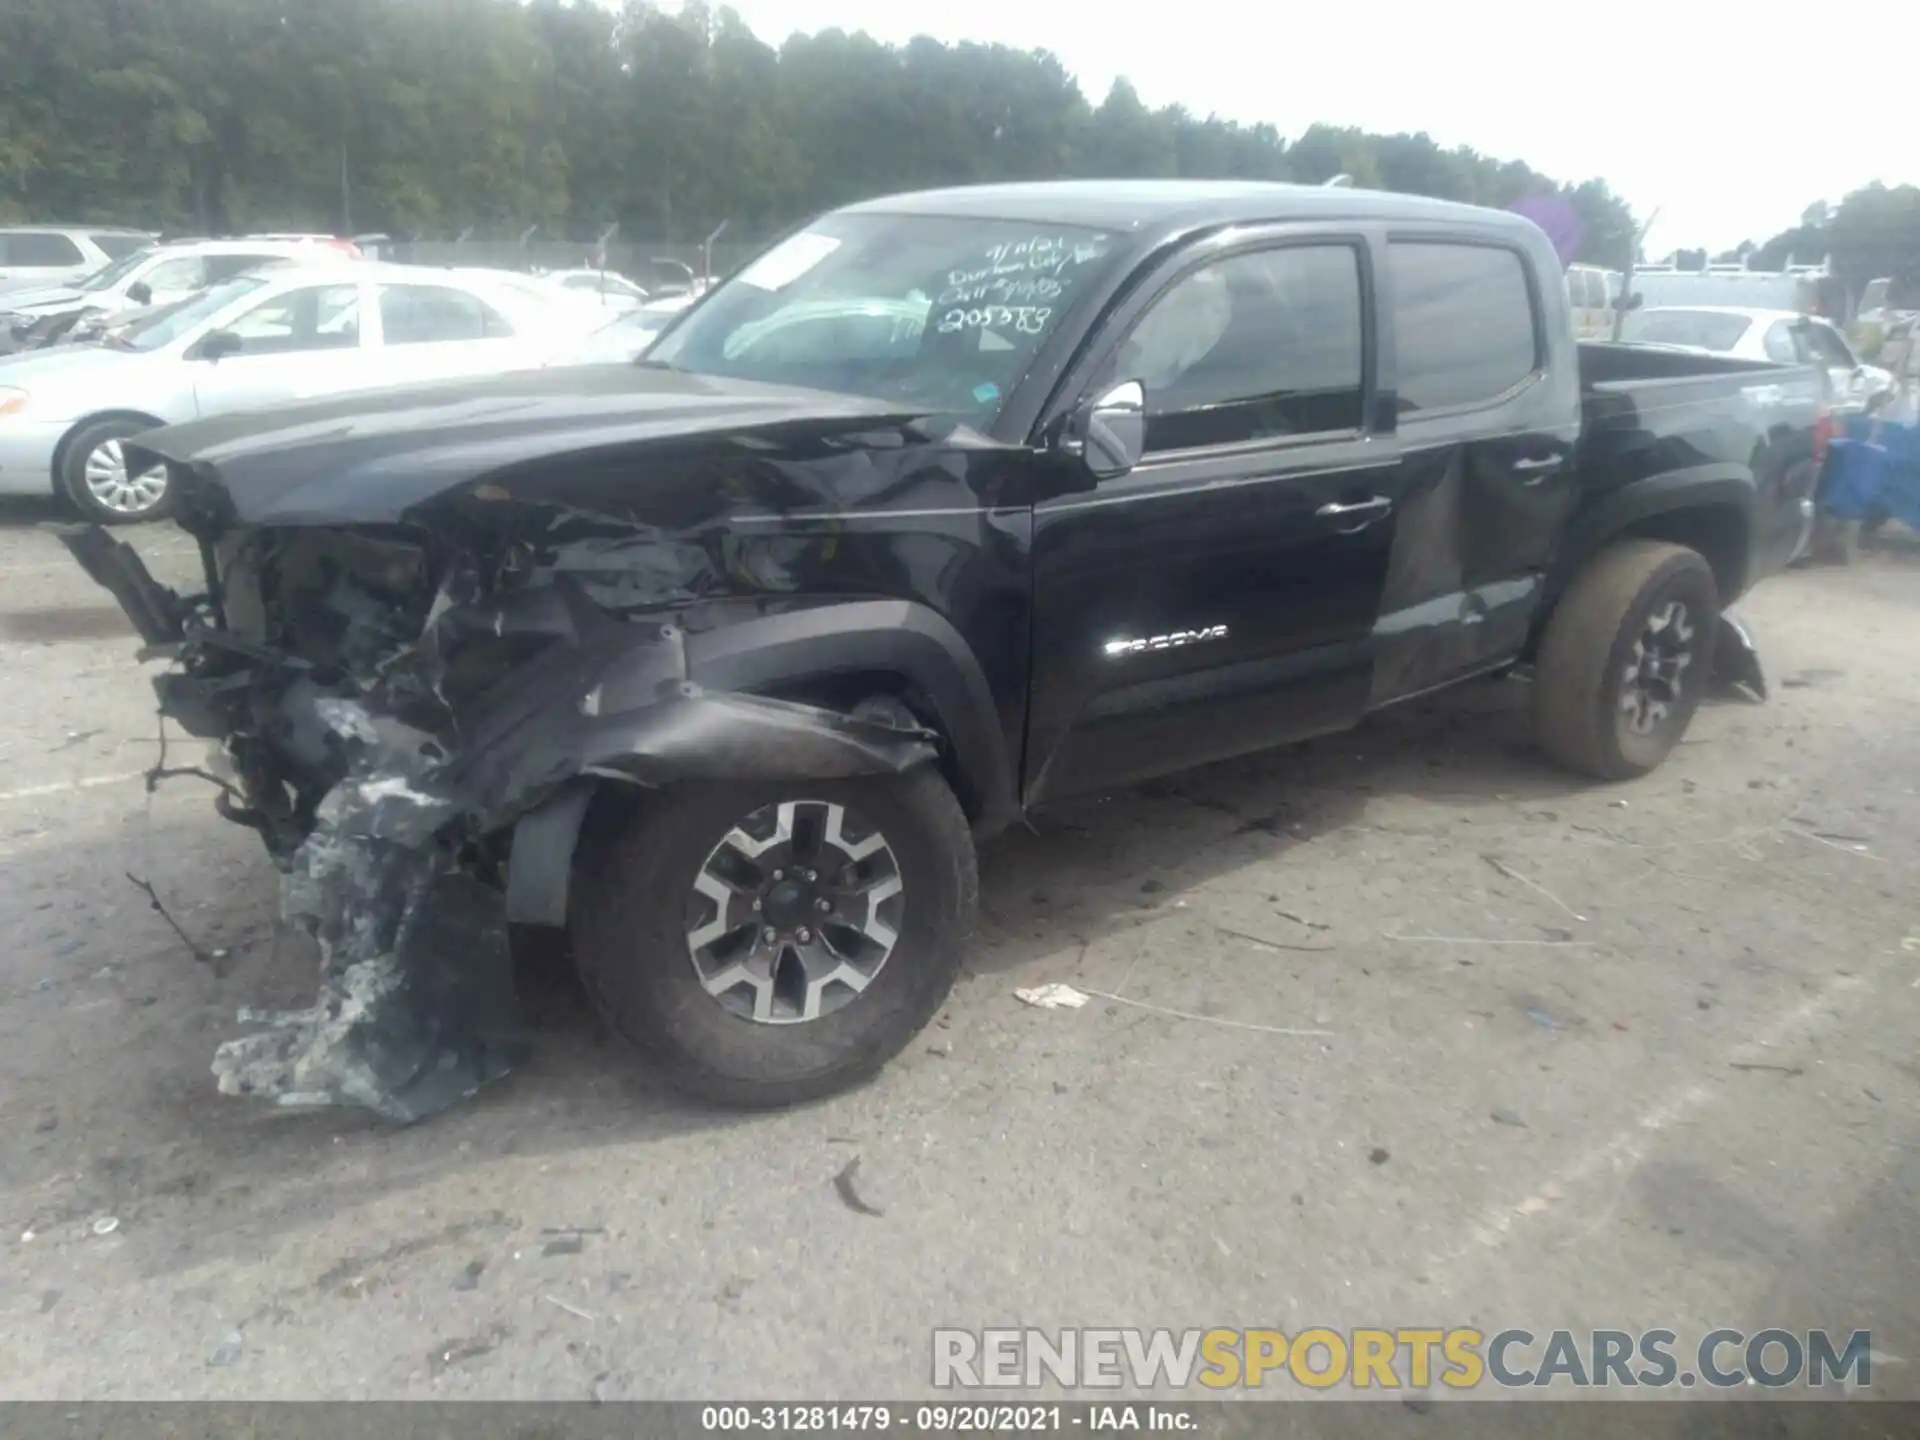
[
  {"x1": 679, "y1": 599, "x2": 1018, "y2": 834},
  {"x1": 1545, "y1": 465, "x2": 1754, "y2": 621},
  {"x1": 51, "y1": 410, "x2": 170, "y2": 496}
]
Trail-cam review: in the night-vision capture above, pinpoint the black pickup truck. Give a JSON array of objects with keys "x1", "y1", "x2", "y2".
[{"x1": 62, "y1": 180, "x2": 1828, "y2": 1120}]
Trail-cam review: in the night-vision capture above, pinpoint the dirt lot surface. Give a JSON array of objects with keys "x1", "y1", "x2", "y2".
[{"x1": 1, "y1": 503, "x2": 1916, "y2": 1403}]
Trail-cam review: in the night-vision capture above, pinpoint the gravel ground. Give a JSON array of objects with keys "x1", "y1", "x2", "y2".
[{"x1": 0, "y1": 501, "x2": 1916, "y2": 1403}]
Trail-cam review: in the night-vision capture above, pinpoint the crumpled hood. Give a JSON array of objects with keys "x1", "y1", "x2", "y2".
[{"x1": 127, "y1": 363, "x2": 927, "y2": 527}]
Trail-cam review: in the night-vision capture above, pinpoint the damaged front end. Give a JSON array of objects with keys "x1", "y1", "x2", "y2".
[{"x1": 57, "y1": 484, "x2": 935, "y2": 1123}]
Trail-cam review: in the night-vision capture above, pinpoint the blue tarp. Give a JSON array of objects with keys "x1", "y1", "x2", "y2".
[{"x1": 1820, "y1": 416, "x2": 1920, "y2": 529}]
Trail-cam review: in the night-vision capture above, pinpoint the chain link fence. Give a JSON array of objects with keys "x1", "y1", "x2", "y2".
[{"x1": 370, "y1": 237, "x2": 764, "y2": 292}]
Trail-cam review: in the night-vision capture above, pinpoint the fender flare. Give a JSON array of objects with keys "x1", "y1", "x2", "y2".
[
  {"x1": 503, "y1": 599, "x2": 1017, "y2": 927},
  {"x1": 682, "y1": 598, "x2": 1018, "y2": 832}
]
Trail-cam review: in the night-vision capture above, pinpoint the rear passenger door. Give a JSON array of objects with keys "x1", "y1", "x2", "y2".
[
  {"x1": 1367, "y1": 237, "x2": 1579, "y2": 706},
  {"x1": 1025, "y1": 230, "x2": 1406, "y2": 804},
  {"x1": 368, "y1": 283, "x2": 525, "y2": 385}
]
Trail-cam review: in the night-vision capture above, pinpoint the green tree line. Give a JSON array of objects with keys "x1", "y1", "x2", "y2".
[
  {"x1": 1716, "y1": 192, "x2": 1920, "y2": 307},
  {"x1": 4, "y1": 0, "x2": 1912, "y2": 293},
  {"x1": 1, "y1": 0, "x2": 1647, "y2": 261}
]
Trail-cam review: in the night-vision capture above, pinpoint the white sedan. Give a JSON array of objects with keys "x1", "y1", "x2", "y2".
[
  {"x1": 1620, "y1": 305, "x2": 1896, "y2": 415},
  {"x1": 0, "y1": 262, "x2": 603, "y2": 522}
]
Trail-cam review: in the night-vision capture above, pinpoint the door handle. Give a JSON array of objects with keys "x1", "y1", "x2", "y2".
[
  {"x1": 1316, "y1": 496, "x2": 1391, "y2": 519},
  {"x1": 1512, "y1": 455, "x2": 1565, "y2": 485}
]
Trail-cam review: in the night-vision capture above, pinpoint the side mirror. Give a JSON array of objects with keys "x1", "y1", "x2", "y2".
[
  {"x1": 193, "y1": 329, "x2": 242, "y2": 363},
  {"x1": 126, "y1": 282, "x2": 153, "y2": 306},
  {"x1": 1060, "y1": 379, "x2": 1147, "y2": 481}
]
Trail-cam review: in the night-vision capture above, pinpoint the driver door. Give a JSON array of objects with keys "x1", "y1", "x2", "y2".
[
  {"x1": 189, "y1": 280, "x2": 370, "y2": 416},
  {"x1": 1024, "y1": 232, "x2": 1403, "y2": 805}
]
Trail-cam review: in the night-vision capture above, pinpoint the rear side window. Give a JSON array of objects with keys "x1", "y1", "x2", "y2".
[
  {"x1": 378, "y1": 285, "x2": 514, "y2": 344},
  {"x1": 88, "y1": 233, "x2": 147, "y2": 260},
  {"x1": 1122, "y1": 244, "x2": 1366, "y2": 452},
  {"x1": 1802, "y1": 324, "x2": 1855, "y2": 368},
  {"x1": 1390, "y1": 242, "x2": 1538, "y2": 413},
  {"x1": 3, "y1": 232, "x2": 85, "y2": 266}
]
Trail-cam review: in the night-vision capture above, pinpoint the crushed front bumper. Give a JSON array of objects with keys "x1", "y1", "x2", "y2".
[{"x1": 54, "y1": 519, "x2": 938, "y2": 1123}]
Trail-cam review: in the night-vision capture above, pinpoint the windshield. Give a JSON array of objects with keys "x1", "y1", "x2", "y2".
[
  {"x1": 116, "y1": 274, "x2": 273, "y2": 352},
  {"x1": 81, "y1": 246, "x2": 158, "y2": 293},
  {"x1": 646, "y1": 212, "x2": 1120, "y2": 417},
  {"x1": 1621, "y1": 309, "x2": 1753, "y2": 352}
]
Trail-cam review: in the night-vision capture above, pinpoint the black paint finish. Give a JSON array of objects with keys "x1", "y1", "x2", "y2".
[{"x1": 114, "y1": 181, "x2": 1827, "y2": 842}]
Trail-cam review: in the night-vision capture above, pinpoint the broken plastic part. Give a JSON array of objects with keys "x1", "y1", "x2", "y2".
[
  {"x1": 60, "y1": 514, "x2": 939, "y2": 1123},
  {"x1": 212, "y1": 758, "x2": 524, "y2": 1123},
  {"x1": 1711, "y1": 613, "x2": 1767, "y2": 702}
]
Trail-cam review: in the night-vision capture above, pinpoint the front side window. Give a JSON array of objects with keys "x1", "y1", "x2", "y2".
[
  {"x1": 1118, "y1": 245, "x2": 1365, "y2": 453},
  {"x1": 3, "y1": 232, "x2": 85, "y2": 267},
  {"x1": 1391, "y1": 242, "x2": 1539, "y2": 412},
  {"x1": 646, "y1": 213, "x2": 1122, "y2": 419},
  {"x1": 222, "y1": 284, "x2": 363, "y2": 355},
  {"x1": 141, "y1": 256, "x2": 210, "y2": 293},
  {"x1": 119, "y1": 275, "x2": 273, "y2": 351},
  {"x1": 378, "y1": 285, "x2": 513, "y2": 344}
]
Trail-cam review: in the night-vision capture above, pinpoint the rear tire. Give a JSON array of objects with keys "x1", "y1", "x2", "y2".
[
  {"x1": 1534, "y1": 540, "x2": 1720, "y2": 781},
  {"x1": 571, "y1": 767, "x2": 976, "y2": 1108},
  {"x1": 59, "y1": 417, "x2": 173, "y2": 525}
]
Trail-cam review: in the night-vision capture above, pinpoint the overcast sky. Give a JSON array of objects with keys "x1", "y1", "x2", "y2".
[{"x1": 716, "y1": 0, "x2": 1911, "y2": 255}]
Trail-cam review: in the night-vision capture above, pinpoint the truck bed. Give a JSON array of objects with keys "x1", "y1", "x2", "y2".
[{"x1": 1571, "y1": 341, "x2": 1826, "y2": 596}]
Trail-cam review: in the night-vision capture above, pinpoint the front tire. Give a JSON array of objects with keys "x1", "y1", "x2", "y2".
[
  {"x1": 1534, "y1": 540, "x2": 1720, "y2": 781},
  {"x1": 60, "y1": 417, "x2": 172, "y2": 525},
  {"x1": 572, "y1": 767, "x2": 977, "y2": 1108}
]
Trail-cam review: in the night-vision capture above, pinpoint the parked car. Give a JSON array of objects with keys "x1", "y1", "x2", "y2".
[
  {"x1": 60, "y1": 180, "x2": 1827, "y2": 1121},
  {"x1": 547, "y1": 268, "x2": 652, "y2": 309},
  {"x1": 1620, "y1": 305, "x2": 1895, "y2": 414},
  {"x1": 1564, "y1": 263, "x2": 1623, "y2": 340},
  {"x1": 0, "y1": 237, "x2": 359, "y2": 354},
  {"x1": 1631, "y1": 263, "x2": 1831, "y2": 315},
  {"x1": 238, "y1": 233, "x2": 365, "y2": 258},
  {"x1": 0, "y1": 260, "x2": 604, "y2": 522},
  {"x1": 0, "y1": 226, "x2": 154, "y2": 289},
  {"x1": 452, "y1": 267, "x2": 614, "y2": 323}
]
